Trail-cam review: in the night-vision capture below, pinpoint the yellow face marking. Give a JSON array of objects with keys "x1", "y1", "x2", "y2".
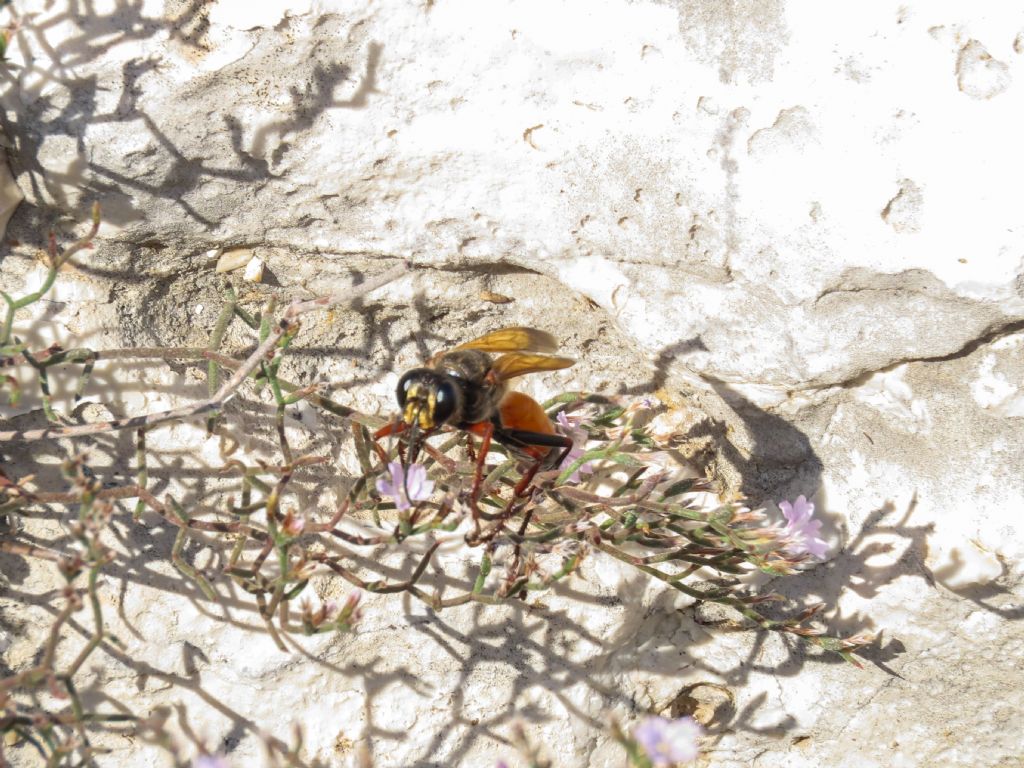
[
  {"x1": 401, "y1": 381, "x2": 437, "y2": 429},
  {"x1": 403, "y1": 383, "x2": 420, "y2": 425},
  {"x1": 418, "y1": 408, "x2": 434, "y2": 429},
  {"x1": 427, "y1": 389, "x2": 437, "y2": 425},
  {"x1": 419, "y1": 387, "x2": 435, "y2": 429},
  {"x1": 403, "y1": 402, "x2": 417, "y2": 425}
]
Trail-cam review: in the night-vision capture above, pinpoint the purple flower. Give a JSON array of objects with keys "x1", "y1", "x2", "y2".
[
  {"x1": 376, "y1": 461, "x2": 434, "y2": 510},
  {"x1": 633, "y1": 715, "x2": 701, "y2": 765},
  {"x1": 779, "y1": 495, "x2": 828, "y2": 559},
  {"x1": 556, "y1": 411, "x2": 595, "y2": 484},
  {"x1": 192, "y1": 756, "x2": 229, "y2": 768}
]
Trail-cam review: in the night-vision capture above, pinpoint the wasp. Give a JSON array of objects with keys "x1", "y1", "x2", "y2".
[{"x1": 374, "y1": 327, "x2": 576, "y2": 502}]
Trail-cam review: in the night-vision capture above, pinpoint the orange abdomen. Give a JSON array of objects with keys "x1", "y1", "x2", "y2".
[{"x1": 498, "y1": 391, "x2": 556, "y2": 458}]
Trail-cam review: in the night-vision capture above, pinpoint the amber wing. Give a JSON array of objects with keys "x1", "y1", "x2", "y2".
[
  {"x1": 490, "y1": 352, "x2": 575, "y2": 382},
  {"x1": 453, "y1": 327, "x2": 559, "y2": 354}
]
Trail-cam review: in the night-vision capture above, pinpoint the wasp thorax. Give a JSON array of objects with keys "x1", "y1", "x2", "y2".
[{"x1": 396, "y1": 369, "x2": 460, "y2": 429}]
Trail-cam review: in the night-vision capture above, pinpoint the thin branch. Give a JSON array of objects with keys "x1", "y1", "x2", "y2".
[{"x1": 0, "y1": 261, "x2": 408, "y2": 442}]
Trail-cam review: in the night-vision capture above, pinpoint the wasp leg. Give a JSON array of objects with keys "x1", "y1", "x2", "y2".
[
  {"x1": 461, "y1": 424, "x2": 574, "y2": 549},
  {"x1": 489, "y1": 428, "x2": 572, "y2": 594},
  {"x1": 492, "y1": 426, "x2": 574, "y2": 456},
  {"x1": 464, "y1": 421, "x2": 495, "y2": 505},
  {"x1": 489, "y1": 427, "x2": 573, "y2": 592},
  {"x1": 492, "y1": 427, "x2": 574, "y2": 495},
  {"x1": 372, "y1": 419, "x2": 407, "y2": 465}
]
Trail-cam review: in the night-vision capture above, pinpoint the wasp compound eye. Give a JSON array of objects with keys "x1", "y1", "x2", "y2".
[
  {"x1": 396, "y1": 370, "x2": 417, "y2": 408},
  {"x1": 433, "y1": 380, "x2": 457, "y2": 424}
]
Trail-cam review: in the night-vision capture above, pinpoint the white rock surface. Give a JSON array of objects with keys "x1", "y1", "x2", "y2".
[{"x1": 2, "y1": 1, "x2": 1023, "y2": 767}]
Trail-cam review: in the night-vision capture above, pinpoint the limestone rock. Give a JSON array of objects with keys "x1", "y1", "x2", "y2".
[{"x1": 1, "y1": 1, "x2": 1022, "y2": 767}]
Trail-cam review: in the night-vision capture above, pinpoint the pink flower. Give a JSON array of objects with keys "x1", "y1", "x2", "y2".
[
  {"x1": 556, "y1": 411, "x2": 595, "y2": 484},
  {"x1": 633, "y1": 715, "x2": 701, "y2": 765},
  {"x1": 376, "y1": 461, "x2": 434, "y2": 511},
  {"x1": 779, "y1": 495, "x2": 828, "y2": 559}
]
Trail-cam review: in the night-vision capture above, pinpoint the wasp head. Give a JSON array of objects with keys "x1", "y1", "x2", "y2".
[{"x1": 395, "y1": 369, "x2": 462, "y2": 465}]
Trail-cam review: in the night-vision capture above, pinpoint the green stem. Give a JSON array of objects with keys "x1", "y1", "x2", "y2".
[
  {"x1": 133, "y1": 428, "x2": 147, "y2": 520},
  {"x1": 65, "y1": 565, "x2": 104, "y2": 677},
  {"x1": 206, "y1": 287, "x2": 237, "y2": 432}
]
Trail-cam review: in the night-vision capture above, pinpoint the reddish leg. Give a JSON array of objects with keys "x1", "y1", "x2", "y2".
[
  {"x1": 512, "y1": 460, "x2": 544, "y2": 498},
  {"x1": 492, "y1": 426, "x2": 573, "y2": 499},
  {"x1": 465, "y1": 421, "x2": 494, "y2": 505},
  {"x1": 372, "y1": 419, "x2": 407, "y2": 464}
]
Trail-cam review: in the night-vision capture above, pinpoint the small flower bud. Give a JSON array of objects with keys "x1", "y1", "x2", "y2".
[
  {"x1": 58, "y1": 554, "x2": 84, "y2": 579},
  {"x1": 47, "y1": 673, "x2": 68, "y2": 700},
  {"x1": 340, "y1": 590, "x2": 362, "y2": 617},
  {"x1": 281, "y1": 509, "x2": 306, "y2": 538},
  {"x1": 322, "y1": 599, "x2": 340, "y2": 620},
  {"x1": 291, "y1": 559, "x2": 317, "y2": 580}
]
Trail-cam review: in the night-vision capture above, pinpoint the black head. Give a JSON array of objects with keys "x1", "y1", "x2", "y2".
[
  {"x1": 396, "y1": 368, "x2": 462, "y2": 431},
  {"x1": 396, "y1": 368, "x2": 463, "y2": 466}
]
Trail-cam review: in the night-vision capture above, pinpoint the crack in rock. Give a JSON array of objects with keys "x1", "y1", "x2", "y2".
[{"x1": 806, "y1": 318, "x2": 1024, "y2": 393}]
